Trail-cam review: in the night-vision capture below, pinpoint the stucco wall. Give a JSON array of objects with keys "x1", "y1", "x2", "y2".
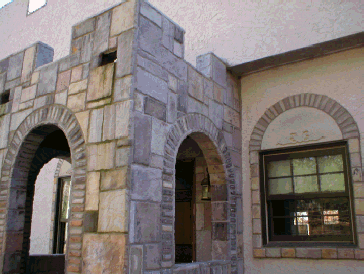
[
  {"x1": 29, "y1": 158, "x2": 58, "y2": 255},
  {"x1": 0, "y1": 0, "x2": 362, "y2": 65},
  {"x1": 240, "y1": 47, "x2": 364, "y2": 273},
  {"x1": 0, "y1": 0, "x2": 126, "y2": 61}
]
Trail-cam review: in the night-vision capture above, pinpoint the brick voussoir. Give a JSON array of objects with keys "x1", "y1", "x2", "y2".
[
  {"x1": 278, "y1": 100, "x2": 286, "y2": 112},
  {"x1": 313, "y1": 94, "x2": 323, "y2": 108},
  {"x1": 336, "y1": 111, "x2": 351, "y2": 125},
  {"x1": 318, "y1": 95, "x2": 329, "y2": 110},
  {"x1": 341, "y1": 123, "x2": 359, "y2": 134},
  {"x1": 323, "y1": 98, "x2": 335, "y2": 114},
  {"x1": 261, "y1": 113, "x2": 272, "y2": 124},
  {"x1": 308, "y1": 93, "x2": 316, "y2": 106},
  {"x1": 329, "y1": 102, "x2": 341, "y2": 117},
  {"x1": 264, "y1": 108, "x2": 275, "y2": 120},
  {"x1": 332, "y1": 107, "x2": 346, "y2": 121},
  {"x1": 343, "y1": 131, "x2": 360, "y2": 139},
  {"x1": 304, "y1": 93, "x2": 311, "y2": 106}
]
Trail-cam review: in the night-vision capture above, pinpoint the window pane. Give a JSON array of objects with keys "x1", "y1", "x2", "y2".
[
  {"x1": 293, "y1": 157, "x2": 316, "y2": 175},
  {"x1": 28, "y1": 0, "x2": 47, "y2": 13},
  {"x1": 61, "y1": 179, "x2": 71, "y2": 220},
  {"x1": 268, "y1": 178, "x2": 292, "y2": 195},
  {"x1": 294, "y1": 176, "x2": 318, "y2": 193},
  {"x1": 271, "y1": 200, "x2": 295, "y2": 217},
  {"x1": 318, "y1": 155, "x2": 343, "y2": 173},
  {"x1": 0, "y1": 0, "x2": 12, "y2": 9},
  {"x1": 63, "y1": 223, "x2": 68, "y2": 253},
  {"x1": 272, "y1": 218, "x2": 293, "y2": 236},
  {"x1": 268, "y1": 160, "x2": 291, "y2": 178},
  {"x1": 323, "y1": 210, "x2": 339, "y2": 225},
  {"x1": 320, "y1": 173, "x2": 345, "y2": 192}
]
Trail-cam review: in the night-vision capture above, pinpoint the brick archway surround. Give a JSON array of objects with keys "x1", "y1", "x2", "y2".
[
  {"x1": 162, "y1": 113, "x2": 239, "y2": 272},
  {"x1": 0, "y1": 105, "x2": 87, "y2": 273},
  {"x1": 249, "y1": 93, "x2": 363, "y2": 260}
]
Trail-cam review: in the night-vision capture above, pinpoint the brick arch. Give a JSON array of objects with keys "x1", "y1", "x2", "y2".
[
  {"x1": 0, "y1": 105, "x2": 87, "y2": 273},
  {"x1": 249, "y1": 93, "x2": 360, "y2": 151},
  {"x1": 54, "y1": 159, "x2": 65, "y2": 179},
  {"x1": 162, "y1": 113, "x2": 238, "y2": 270},
  {"x1": 248, "y1": 93, "x2": 362, "y2": 259}
]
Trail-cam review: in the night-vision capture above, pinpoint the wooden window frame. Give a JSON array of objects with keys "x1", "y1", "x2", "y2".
[
  {"x1": 53, "y1": 176, "x2": 71, "y2": 254},
  {"x1": 260, "y1": 141, "x2": 356, "y2": 245}
]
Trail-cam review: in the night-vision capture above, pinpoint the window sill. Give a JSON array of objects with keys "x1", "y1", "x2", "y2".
[
  {"x1": 264, "y1": 242, "x2": 357, "y2": 248},
  {"x1": 173, "y1": 260, "x2": 232, "y2": 270},
  {"x1": 253, "y1": 246, "x2": 364, "y2": 260}
]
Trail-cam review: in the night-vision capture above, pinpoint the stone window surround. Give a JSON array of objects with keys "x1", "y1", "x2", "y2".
[
  {"x1": 0, "y1": 105, "x2": 87, "y2": 273},
  {"x1": 249, "y1": 93, "x2": 363, "y2": 260},
  {"x1": 160, "y1": 113, "x2": 239, "y2": 271}
]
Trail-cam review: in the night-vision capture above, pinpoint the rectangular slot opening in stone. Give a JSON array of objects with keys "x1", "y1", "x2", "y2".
[
  {"x1": 0, "y1": 89, "x2": 10, "y2": 104},
  {"x1": 100, "y1": 50, "x2": 117, "y2": 66}
]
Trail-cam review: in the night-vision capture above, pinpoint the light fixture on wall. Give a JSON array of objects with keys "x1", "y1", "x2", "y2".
[{"x1": 201, "y1": 168, "x2": 211, "y2": 200}]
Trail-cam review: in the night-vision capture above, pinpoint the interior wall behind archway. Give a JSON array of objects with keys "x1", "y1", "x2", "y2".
[{"x1": 29, "y1": 158, "x2": 60, "y2": 255}]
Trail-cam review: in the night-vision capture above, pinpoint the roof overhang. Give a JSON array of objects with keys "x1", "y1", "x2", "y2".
[{"x1": 228, "y1": 31, "x2": 364, "y2": 78}]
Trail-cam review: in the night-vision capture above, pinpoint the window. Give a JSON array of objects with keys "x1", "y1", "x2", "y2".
[
  {"x1": 260, "y1": 142, "x2": 355, "y2": 244},
  {"x1": 53, "y1": 177, "x2": 71, "y2": 254},
  {"x1": 28, "y1": 0, "x2": 47, "y2": 14},
  {"x1": 100, "y1": 50, "x2": 117, "y2": 66},
  {"x1": 0, "y1": 0, "x2": 12, "y2": 10},
  {"x1": 0, "y1": 90, "x2": 10, "y2": 105}
]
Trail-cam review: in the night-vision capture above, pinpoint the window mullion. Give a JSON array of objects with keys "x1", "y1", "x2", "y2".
[
  {"x1": 315, "y1": 156, "x2": 321, "y2": 192},
  {"x1": 290, "y1": 159, "x2": 295, "y2": 194},
  {"x1": 262, "y1": 143, "x2": 353, "y2": 244}
]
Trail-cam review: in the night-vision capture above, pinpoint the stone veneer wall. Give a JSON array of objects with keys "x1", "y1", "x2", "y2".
[
  {"x1": 126, "y1": 1, "x2": 243, "y2": 272},
  {"x1": 0, "y1": 0, "x2": 243, "y2": 273},
  {"x1": 195, "y1": 156, "x2": 212, "y2": 262},
  {"x1": 0, "y1": 1, "x2": 139, "y2": 272}
]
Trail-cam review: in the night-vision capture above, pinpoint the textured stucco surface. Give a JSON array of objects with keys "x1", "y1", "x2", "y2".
[
  {"x1": 0, "y1": 0, "x2": 362, "y2": 65},
  {"x1": 0, "y1": 0, "x2": 126, "y2": 62},
  {"x1": 29, "y1": 158, "x2": 59, "y2": 255},
  {"x1": 240, "y1": 48, "x2": 364, "y2": 273},
  {"x1": 148, "y1": 0, "x2": 363, "y2": 65}
]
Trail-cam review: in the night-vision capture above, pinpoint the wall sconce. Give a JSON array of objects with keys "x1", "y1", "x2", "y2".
[{"x1": 201, "y1": 168, "x2": 211, "y2": 200}]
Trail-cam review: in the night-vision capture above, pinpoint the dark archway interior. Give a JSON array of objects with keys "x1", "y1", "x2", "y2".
[
  {"x1": 4, "y1": 125, "x2": 70, "y2": 274},
  {"x1": 175, "y1": 137, "x2": 206, "y2": 263},
  {"x1": 175, "y1": 137, "x2": 201, "y2": 263},
  {"x1": 174, "y1": 132, "x2": 228, "y2": 264}
]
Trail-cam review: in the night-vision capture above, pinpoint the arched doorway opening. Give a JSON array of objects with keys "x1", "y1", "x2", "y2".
[
  {"x1": 175, "y1": 132, "x2": 227, "y2": 263},
  {"x1": 4, "y1": 125, "x2": 71, "y2": 273},
  {"x1": 29, "y1": 158, "x2": 72, "y2": 256}
]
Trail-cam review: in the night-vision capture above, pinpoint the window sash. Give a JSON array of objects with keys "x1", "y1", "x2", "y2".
[
  {"x1": 53, "y1": 177, "x2": 71, "y2": 254},
  {"x1": 261, "y1": 143, "x2": 355, "y2": 243},
  {"x1": 265, "y1": 147, "x2": 349, "y2": 197}
]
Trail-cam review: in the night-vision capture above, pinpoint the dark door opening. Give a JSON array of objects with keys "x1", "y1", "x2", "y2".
[{"x1": 175, "y1": 159, "x2": 195, "y2": 263}]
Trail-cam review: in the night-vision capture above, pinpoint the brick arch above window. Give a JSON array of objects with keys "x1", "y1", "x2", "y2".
[
  {"x1": 248, "y1": 93, "x2": 363, "y2": 260},
  {"x1": 249, "y1": 93, "x2": 360, "y2": 152},
  {"x1": 0, "y1": 104, "x2": 87, "y2": 273}
]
